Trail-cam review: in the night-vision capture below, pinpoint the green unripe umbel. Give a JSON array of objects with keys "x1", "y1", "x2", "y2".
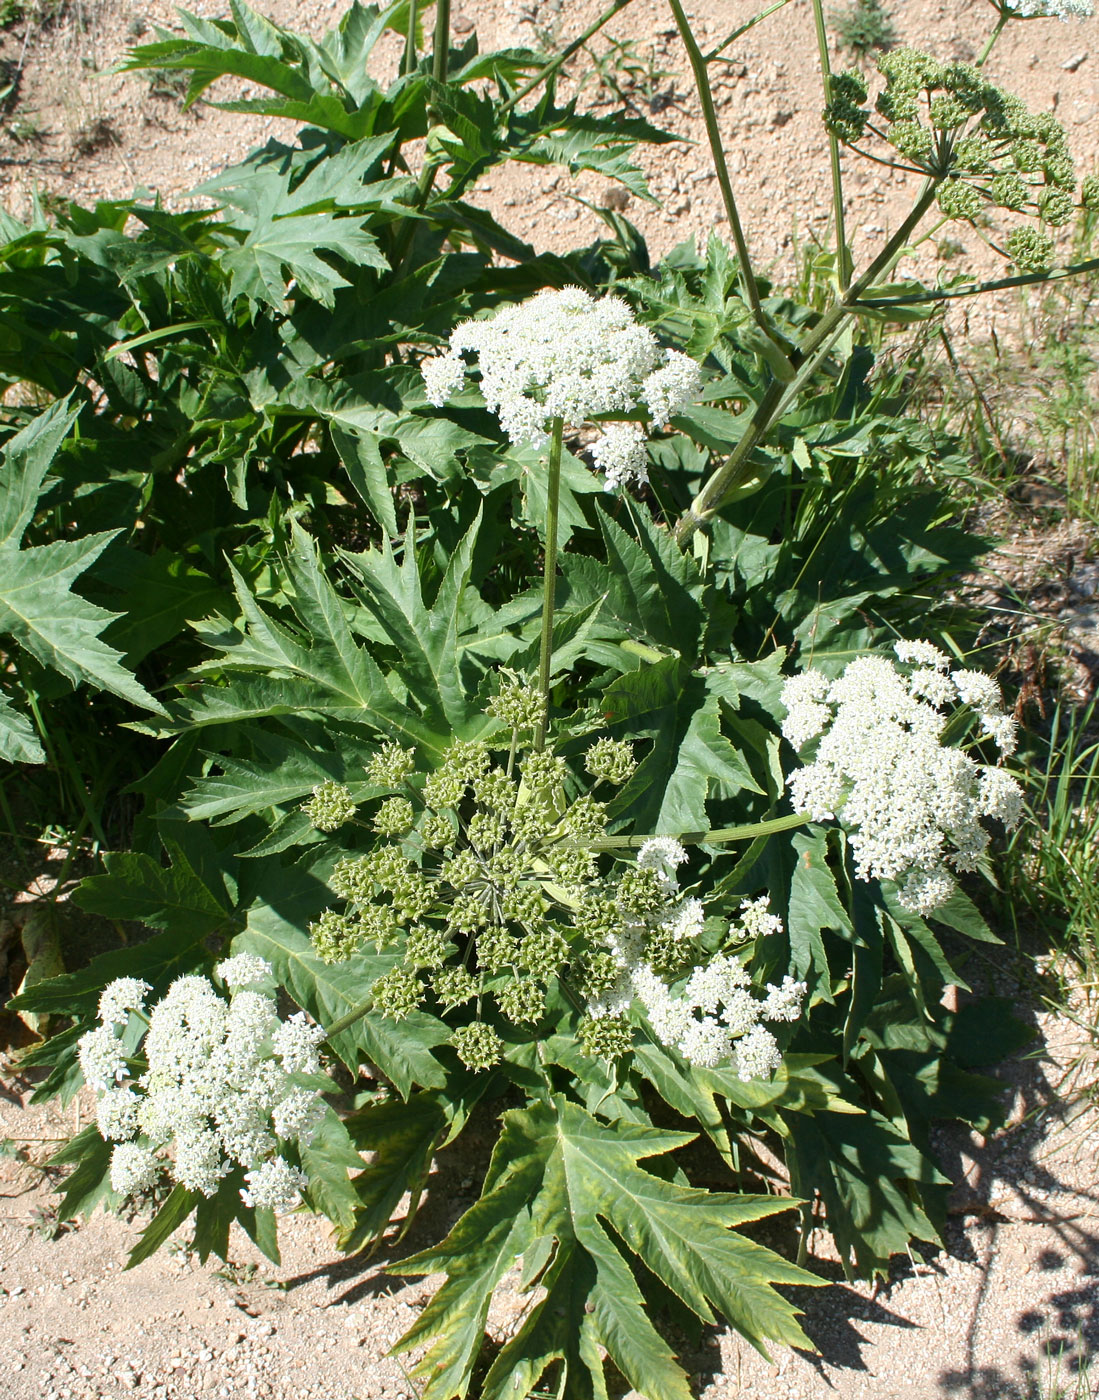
[
  {"x1": 372, "y1": 966, "x2": 423, "y2": 1020},
  {"x1": 579, "y1": 1016, "x2": 634, "y2": 1061},
  {"x1": 309, "y1": 909, "x2": 365, "y2": 963},
  {"x1": 486, "y1": 679, "x2": 546, "y2": 734},
  {"x1": 302, "y1": 780, "x2": 357, "y2": 832},
  {"x1": 1039, "y1": 188, "x2": 1075, "y2": 228},
  {"x1": 937, "y1": 179, "x2": 984, "y2": 222},
  {"x1": 366, "y1": 741, "x2": 415, "y2": 789},
  {"x1": 451, "y1": 1022, "x2": 503, "y2": 1070},
  {"x1": 890, "y1": 120, "x2": 934, "y2": 164},
  {"x1": 373, "y1": 796, "x2": 415, "y2": 837},
  {"x1": 585, "y1": 737, "x2": 637, "y2": 786},
  {"x1": 991, "y1": 172, "x2": 1030, "y2": 212},
  {"x1": 432, "y1": 965, "x2": 478, "y2": 1009},
  {"x1": 1005, "y1": 226, "x2": 1055, "y2": 271},
  {"x1": 405, "y1": 924, "x2": 452, "y2": 970},
  {"x1": 497, "y1": 980, "x2": 546, "y2": 1025}
]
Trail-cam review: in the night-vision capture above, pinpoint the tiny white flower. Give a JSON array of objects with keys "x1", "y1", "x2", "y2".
[
  {"x1": 760, "y1": 975, "x2": 807, "y2": 1023},
  {"x1": 96, "y1": 1087, "x2": 141, "y2": 1142},
  {"x1": 78, "y1": 1025, "x2": 128, "y2": 1091},
  {"x1": 272, "y1": 1012, "x2": 326, "y2": 1075},
  {"x1": 733, "y1": 1024, "x2": 782, "y2": 1082},
  {"x1": 419, "y1": 287, "x2": 701, "y2": 491}
]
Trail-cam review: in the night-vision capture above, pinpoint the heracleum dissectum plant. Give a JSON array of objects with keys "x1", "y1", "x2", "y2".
[{"x1": 302, "y1": 679, "x2": 806, "y2": 1075}]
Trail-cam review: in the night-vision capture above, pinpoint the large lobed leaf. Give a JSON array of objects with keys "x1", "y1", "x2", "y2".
[
  {"x1": 0, "y1": 402, "x2": 164, "y2": 744},
  {"x1": 393, "y1": 1096, "x2": 818, "y2": 1400}
]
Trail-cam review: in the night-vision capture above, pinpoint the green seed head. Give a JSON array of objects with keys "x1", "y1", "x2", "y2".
[
  {"x1": 1005, "y1": 226, "x2": 1055, "y2": 272},
  {"x1": 372, "y1": 966, "x2": 423, "y2": 1021},
  {"x1": 366, "y1": 741, "x2": 415, "y2": 789},
  {"x1": 302, "y1": 780, "x2": 357, "y2": 833},
  {"x1": 497, "y1": 980, "x2": 546, "y2": 1026},
  {"x1": 432, "y1": 965, "x2": 478, "y2": 1009},
  {"x1": 309, "y1": 909, "x2": 365, "y2": 963},
  {"x1": 585, "y1": 737, "x2": 637, "y2": 786},
  {"x1": 578, "y1": 1016, "x2": 634, "y2": 1061},
  {"x1": 451, "y1": 1021, "x2": 503, "y2": 1070},
  {"x1": 373, "y1": 796, "x2": 415, "y2": 837},
  {"x1": 486, "y1": 679, "x2": 546, "y2": 733}
]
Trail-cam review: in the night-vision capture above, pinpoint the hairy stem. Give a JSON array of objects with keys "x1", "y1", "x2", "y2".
[
  {"x1": 856, "y1": 255, "x2": 1099, "y2": 307},
  {"x1": 504, "y1": 0, "x2": 636, "y2": 113},
  {"x1": 706, "y1": 0, "x2": 797, "y2": 59},
  {"x1": 668, "y1": 0, "x2": 767, "y2": 330},
  {"x1": 810, "y1": 0, "x2": 851, "y2": 289},
  {"x1": 402, "y1": 0, "x2": 418, "y2": 75},
  {"x1": 535, "y1": 417, "x2": 565, "y2": 752},
  {"x1": 324, "y1": 996, "x2": 376, "y2": 1041},
  {"x1": 590, "y1": 812, "x2": 810, "y2": 850},
  {"x1": 431, "y1": 0, "x2": 451, "y2": 83},
  {"x1": 674, "y1": 180, "x2": 940, "y2": 547},
  {"x1": 976, "y1": 11, "x2": 1009, "y2": 68}
]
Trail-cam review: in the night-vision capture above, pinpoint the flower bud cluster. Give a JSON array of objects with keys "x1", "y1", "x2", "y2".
[
  {"x1": 825, "y1": 47, "x2": 1081, "y2": 266},
  {"x1": 420, "y1": 286, "x2": 701, "y2": 492},
  {"x1": 78, "y1": 960, "x2": 327, "y2": 1214},
  {"x1": 781, "y1": 643, "x2": 1024, "y2": 915},
  {"x1": 583, "y1": 866, "x2": 806, "y2": 1081}
]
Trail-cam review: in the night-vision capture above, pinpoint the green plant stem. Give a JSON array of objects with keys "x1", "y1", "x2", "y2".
[
  {"x1": 668, "y1": 0, "x2": 766, "y2": 331},
  {"x1": 590, "y1": 811, "x2": 810, "y2": 850},
  {"x1": 503, "y1": 0, "x2": 635, "y2": 113},
  {"x1": 674, "y1": 180, "x2": 940, "y2": 547},
  {"x1": 535, "y1": 417, "x2": 564, "y2": 752},
  {"x1": 810, "y1": 0, "x2": 852, "y2": 290},
  {"x1": 976, "y1": 12, "x2": 1008, "y2": 68},
  {"x1": 706, "y1": 0, "x2": 797, "y2": 59},
  {"x1": 431, "y1": 0, "x2": 451, "y2": 83},
  {"x1": 324, "y1": 996, "x2": 375, "y2": 1041},
  {"x1": 402, "y1": 0, "x2": 418, "y2": 75},
  {"x1": 856, "y1": 255, "x2": 1099, "y2": 307}
]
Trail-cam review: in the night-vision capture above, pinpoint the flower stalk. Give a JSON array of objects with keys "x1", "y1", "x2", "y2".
[
  {"x1": 431, "y1": 0, "x2": 451, "y2": 83},
  {"x1": 674, "y1": 179, "x2": 941, "y2": 547},
  {"x1": 668, "y1": 0, "x2": 769, "y2": 332},
  {"x1": 536, "y1": 416, "x2": 565, "y2": 751},
  {"x1": 810, "y1": 0, "x2": 852, "y2": 289}
]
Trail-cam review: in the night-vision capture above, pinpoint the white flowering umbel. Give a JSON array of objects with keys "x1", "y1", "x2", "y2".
[
  {"x1": 421, "y1": 287, "x2": 701, "y2": 491},
  {"x1": 584, "y1": 846, "x2": 806, "y2": 1081},
  {"x1": 78, "y1": 959, "x2": 326, "y2": 1214},
  {"x1": 781, "y1": 643, "x2": 1024, "y2": 916},
  {"x1": 995, "y1": 0, "x2": 1092, "y2": 18}
]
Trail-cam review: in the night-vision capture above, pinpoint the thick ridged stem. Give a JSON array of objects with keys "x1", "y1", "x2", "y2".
[
  {"x1": 810, "y1": 0, "x2": 852, "y2": 290},
  {"x1": 668, "y1": 0, "x2": 766, "y2": 329},
  {"x1": 674, "y1": 180, "x2": 940, "y2": 547},
  {"x1": 535, "y1": 417, "x2": 565, "y2": 752}
]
